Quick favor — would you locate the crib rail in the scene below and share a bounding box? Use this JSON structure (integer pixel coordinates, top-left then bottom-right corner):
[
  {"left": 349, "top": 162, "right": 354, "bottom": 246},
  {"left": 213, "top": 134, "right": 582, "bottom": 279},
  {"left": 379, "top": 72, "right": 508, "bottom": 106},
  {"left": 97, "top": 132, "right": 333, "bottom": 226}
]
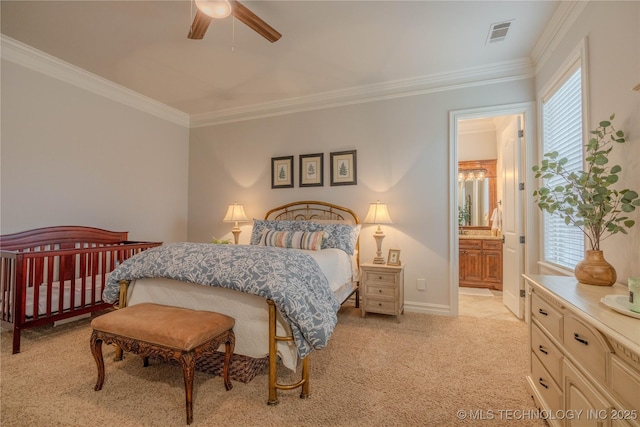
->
[{"left": 0, "top": 230, "right": 160, "bottom": 354}]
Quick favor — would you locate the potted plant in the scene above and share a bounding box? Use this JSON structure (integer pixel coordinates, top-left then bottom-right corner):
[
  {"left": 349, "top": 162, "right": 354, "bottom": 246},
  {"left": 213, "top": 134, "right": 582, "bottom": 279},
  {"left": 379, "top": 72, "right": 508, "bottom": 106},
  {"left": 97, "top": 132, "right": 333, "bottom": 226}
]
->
[{"left": 532, "top": 114, "right": 640, "bottom": 286}]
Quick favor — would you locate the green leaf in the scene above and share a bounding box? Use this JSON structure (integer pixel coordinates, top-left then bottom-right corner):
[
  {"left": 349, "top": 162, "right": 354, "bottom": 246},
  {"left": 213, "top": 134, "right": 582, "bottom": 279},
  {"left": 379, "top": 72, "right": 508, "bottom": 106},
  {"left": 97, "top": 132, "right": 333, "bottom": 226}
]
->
[
  {"left": 610, "top": 165, "right": 622, "bottom": 174},
  {"left": 624, "top": 220, "right": 636, "bottom": 228},
  {"left": 600, "top": 120, "right": 611, "bottom": 127}
]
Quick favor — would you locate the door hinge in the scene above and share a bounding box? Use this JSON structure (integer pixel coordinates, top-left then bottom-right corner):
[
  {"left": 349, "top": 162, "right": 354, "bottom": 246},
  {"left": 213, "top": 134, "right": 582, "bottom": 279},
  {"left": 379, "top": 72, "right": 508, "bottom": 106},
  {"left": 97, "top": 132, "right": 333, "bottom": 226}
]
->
[
  {"left": 520, "top": 289, "right": 526, "bottom": 298},
  {"left": 519, "top": 182, "right": 525, "bottom": 191},
  {"left": 520, "top": 236, "right": 526, "bottom": 244},
  {"left": 518, "top": 129, "right": 524, "bottom": 138}
]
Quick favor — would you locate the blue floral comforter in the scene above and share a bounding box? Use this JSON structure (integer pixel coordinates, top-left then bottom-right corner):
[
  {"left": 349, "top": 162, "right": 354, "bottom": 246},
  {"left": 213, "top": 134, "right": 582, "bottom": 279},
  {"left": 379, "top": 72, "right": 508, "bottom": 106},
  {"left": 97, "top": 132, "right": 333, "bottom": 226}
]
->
[{"left": 102, "top": 242, "right": 340, "bottom": 357}]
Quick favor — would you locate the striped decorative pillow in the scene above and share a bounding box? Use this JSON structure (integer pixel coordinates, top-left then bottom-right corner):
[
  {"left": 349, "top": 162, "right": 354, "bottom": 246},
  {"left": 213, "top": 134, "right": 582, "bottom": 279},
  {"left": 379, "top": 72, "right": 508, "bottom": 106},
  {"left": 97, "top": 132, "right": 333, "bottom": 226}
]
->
[{"left": 260, "top": 230, "right": 325, "bottom": 251}]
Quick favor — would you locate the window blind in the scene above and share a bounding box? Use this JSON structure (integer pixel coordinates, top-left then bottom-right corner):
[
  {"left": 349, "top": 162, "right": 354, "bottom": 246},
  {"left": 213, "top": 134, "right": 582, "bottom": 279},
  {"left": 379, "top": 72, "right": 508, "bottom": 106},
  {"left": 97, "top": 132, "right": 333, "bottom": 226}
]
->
[{"left": 541, "top": 67, "right": 584, "bottom": 270}]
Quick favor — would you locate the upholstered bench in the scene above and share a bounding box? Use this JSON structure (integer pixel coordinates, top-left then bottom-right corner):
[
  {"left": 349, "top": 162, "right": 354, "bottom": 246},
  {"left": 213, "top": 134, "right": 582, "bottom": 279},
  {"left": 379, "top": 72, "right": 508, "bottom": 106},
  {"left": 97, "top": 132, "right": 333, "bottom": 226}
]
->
[{"left": 90, "top": 303, "right": 235, "bottom": 425}]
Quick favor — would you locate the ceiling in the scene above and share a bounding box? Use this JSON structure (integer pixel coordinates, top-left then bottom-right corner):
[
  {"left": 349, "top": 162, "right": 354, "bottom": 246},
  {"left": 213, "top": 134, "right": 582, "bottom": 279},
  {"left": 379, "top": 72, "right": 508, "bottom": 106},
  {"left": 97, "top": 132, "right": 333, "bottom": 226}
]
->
[{"left": 1, "top": 1, "right": 559, "bottom": 121}]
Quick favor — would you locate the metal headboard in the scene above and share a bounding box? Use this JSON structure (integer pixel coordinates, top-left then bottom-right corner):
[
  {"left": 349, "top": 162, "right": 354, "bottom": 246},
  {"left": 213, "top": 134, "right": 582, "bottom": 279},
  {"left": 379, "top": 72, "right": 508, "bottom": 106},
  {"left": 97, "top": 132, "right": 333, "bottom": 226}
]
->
[{"left": 264, "top": 200, "right": 360, "bottom": 224}]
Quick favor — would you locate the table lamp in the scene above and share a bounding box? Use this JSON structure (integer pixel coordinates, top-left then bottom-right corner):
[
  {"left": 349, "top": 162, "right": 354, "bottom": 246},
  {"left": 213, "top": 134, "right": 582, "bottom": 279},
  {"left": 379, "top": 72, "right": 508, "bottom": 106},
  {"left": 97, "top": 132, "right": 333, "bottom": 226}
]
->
[
  {"left": 363, "top": 201, "right": 393, "bottom": 264},
  {"left": 223, "top": 203, "right": 248, "bottom": 244}
]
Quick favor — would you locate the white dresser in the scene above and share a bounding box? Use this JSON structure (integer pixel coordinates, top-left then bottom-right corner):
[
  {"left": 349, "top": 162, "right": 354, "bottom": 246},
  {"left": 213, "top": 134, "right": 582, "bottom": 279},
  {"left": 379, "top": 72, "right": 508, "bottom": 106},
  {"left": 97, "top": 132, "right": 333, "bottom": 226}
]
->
[{"left": 524, "top": 275, "right": 640, "bottom": 427}]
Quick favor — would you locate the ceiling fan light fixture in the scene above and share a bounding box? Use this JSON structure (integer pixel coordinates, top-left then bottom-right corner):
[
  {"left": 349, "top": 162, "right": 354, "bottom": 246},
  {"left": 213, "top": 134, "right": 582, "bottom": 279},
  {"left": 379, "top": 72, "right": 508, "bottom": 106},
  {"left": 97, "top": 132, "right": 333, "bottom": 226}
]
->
[{"left": 195, "top": 0, "right": 232, "bottom": 19}]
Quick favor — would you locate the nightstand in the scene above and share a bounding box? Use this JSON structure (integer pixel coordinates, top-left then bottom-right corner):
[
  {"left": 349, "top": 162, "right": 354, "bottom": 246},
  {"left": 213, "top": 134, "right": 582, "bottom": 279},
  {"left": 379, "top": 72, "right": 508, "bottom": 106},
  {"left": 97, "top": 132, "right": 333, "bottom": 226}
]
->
[{"left": 360, "top": 262, "right": 405, "bottom": 322}]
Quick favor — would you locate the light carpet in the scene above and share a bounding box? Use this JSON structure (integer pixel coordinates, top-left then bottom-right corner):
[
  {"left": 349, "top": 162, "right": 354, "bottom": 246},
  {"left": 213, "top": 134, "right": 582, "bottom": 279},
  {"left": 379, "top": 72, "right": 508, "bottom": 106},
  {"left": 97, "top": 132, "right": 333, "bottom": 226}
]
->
[{"left": 1, "top": 305, "right": 545, "bottom": 427}]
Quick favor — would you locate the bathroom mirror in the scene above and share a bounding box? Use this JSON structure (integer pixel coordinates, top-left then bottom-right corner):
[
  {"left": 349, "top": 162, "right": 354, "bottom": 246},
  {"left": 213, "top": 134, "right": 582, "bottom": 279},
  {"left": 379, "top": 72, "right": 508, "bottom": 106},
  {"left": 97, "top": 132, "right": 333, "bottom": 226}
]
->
[{"left": 458, "top": 159, "right": 497, "bottom": 227}]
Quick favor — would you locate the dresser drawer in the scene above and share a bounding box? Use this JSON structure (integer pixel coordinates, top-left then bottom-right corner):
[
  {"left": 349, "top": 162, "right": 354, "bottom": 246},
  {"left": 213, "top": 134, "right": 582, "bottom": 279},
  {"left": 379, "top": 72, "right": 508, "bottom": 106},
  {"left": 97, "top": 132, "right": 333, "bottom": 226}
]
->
[
  {"left": 531, "top": 292, "right": 563, "bottom": 341},
  {"left": 531, "top": 352, "right": 563, "bottom": 413},
  {"left": 531, "top": 323, "right": 563, "bottom": 386},
  {"left": 363, "top": 270, "right": 397, "bottom": 285},
  {"left": 611, "top": 355, "right": 640, "bottom": 412},
  {"left": 364, "top": 284, "right": 396, "bottom": 299},
  {"left": 563, "top": 315, "right": 610, "bottom": 384}
]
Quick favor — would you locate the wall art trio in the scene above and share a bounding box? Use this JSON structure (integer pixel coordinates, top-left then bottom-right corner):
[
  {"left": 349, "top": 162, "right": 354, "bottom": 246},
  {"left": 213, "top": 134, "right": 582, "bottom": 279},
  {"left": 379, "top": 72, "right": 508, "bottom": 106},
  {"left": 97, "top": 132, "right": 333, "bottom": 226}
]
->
[{"left": 271, "top": 150, "right": 357, "bottom": 189}]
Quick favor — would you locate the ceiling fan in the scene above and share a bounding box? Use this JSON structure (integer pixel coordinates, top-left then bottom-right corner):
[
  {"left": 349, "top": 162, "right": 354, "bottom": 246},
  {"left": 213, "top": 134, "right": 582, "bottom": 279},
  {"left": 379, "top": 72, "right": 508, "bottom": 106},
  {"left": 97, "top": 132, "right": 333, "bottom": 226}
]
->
[{"left": 188, "top": 0, "right": 282, "bottom": 43}]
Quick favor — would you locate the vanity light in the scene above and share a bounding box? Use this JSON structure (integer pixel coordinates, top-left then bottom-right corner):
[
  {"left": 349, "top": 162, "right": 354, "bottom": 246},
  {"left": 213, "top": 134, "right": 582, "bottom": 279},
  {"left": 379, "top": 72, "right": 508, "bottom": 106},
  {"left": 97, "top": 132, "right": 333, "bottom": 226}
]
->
[{"left": 459, "top": 168, "right": 488, "bottom": 181}]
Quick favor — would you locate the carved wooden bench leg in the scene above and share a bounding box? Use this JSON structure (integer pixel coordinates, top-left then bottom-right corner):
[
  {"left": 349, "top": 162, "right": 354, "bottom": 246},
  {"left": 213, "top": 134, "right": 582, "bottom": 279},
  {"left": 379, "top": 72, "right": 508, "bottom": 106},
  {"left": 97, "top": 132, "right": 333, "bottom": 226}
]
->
[{"left": 90, "top": 330, "right": 105, "bottom": 391}]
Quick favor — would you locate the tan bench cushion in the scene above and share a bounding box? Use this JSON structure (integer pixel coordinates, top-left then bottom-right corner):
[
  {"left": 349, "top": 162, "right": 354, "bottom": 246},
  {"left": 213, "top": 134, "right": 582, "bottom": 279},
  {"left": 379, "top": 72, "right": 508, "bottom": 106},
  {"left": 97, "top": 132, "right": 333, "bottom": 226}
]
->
[{"left": 91, "top": 303, "right": 235, "bottom": 351}]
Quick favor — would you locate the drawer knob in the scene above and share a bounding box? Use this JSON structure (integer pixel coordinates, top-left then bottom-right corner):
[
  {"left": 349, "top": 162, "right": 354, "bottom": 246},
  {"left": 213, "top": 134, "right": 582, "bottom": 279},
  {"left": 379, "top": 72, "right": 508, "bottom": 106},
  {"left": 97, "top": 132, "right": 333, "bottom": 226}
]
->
[
  {"left": 573, "top": 333, "right": 589, "bottom": 346},
  {"left": 538, "top": 378, "right": 549, "bottom": 389},
  {"left": 538, "top": 345, "right": 548, "bottom": 355},
  {"left": 378, "top": 289, "right": 382, "bottom": 293},
  {"left": 378, "top": 276, "right": 383, "bottom": 280},
  {"left": 538, "top": 308, "right": 548, "bottom": 316},
  {"left": 378, "top": 303, "right": 382, "bottom": 306}
]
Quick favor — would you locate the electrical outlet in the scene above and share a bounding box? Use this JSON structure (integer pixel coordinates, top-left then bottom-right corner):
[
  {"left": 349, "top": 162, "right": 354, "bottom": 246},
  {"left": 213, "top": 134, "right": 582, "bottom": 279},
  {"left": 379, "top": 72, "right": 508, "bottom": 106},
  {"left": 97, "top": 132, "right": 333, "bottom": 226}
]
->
[{"left": 416, "top": 278, "right": 426, "bottom": 291}]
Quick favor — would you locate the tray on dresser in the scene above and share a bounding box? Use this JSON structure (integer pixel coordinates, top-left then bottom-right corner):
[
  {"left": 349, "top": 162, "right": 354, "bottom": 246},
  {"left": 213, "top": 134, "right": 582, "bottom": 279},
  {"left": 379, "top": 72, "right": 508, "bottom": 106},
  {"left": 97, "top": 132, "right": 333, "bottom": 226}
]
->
[{"left": 600, "top": 294, "right": 640, "bottom": 320}]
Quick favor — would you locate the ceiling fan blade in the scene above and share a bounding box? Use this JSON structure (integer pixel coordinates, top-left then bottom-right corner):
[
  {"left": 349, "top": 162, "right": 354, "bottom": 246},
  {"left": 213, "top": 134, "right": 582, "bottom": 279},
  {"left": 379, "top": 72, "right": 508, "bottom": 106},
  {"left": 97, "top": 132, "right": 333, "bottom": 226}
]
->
[
  {"left": 188, "top": 9, "right": 212, "bottom": 39},
  {"left": 232, "top": 1, "right": 282, "bottom": 43}
]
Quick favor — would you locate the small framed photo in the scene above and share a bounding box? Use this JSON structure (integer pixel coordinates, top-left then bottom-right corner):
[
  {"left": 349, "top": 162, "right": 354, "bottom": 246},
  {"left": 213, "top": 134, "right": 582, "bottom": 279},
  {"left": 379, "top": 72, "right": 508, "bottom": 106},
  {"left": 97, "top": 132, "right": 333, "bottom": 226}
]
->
[
  {"left": 330, "top": 150, "right": 357, "bottom": 186},
  {"left": 271, "top": 156, "right": 294, "bottom": 189},
  {"left": 387, "top": 249, "right": 401, "bottom": 266},
  {"left": 299, "top": 153, "right": 324, "bottom": 187}
]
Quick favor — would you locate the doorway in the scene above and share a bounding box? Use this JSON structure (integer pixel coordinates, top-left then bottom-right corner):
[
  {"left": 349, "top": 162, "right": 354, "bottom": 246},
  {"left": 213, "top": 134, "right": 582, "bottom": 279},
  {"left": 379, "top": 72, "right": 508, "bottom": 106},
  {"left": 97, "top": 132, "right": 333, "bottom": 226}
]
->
[{"left": 449, "top": 102, "right": 535, "bottom": 319}]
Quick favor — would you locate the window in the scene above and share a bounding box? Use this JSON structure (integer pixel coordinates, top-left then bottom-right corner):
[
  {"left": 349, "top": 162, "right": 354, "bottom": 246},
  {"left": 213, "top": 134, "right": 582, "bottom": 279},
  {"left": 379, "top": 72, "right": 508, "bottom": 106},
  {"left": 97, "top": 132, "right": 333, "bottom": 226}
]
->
[{"left": 540, "top": 65, "right": 584, "bottom": 270}]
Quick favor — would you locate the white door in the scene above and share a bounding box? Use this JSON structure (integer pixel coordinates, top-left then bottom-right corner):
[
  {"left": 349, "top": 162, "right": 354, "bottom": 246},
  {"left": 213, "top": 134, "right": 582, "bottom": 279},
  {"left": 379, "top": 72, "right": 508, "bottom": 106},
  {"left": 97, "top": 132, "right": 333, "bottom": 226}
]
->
[{"left": 501, "top": 116, "right": 524, "bottom": 318}]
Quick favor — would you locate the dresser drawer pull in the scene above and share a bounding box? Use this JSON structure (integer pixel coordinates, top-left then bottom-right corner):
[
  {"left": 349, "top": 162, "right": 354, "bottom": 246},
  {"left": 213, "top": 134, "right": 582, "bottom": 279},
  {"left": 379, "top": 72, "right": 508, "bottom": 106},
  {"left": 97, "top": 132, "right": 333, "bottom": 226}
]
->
[
  {"left": 378, "top": 276, "right": 383, "bottom": 280},
  {"left": 378, "top": 289, "right": 382, "bottom": 293},
  {"left": 538, "top": 345, "right": 548, "bottom": 355},
  {"left": 378, "top": 303, "right": 382, "bottom": 307},
  {"left": 538, "top": 378, "right": 549, "bottom": 389},
  {"left": 573, "top": 333, "right": 589, "bottom": 346},
  {"left": 538, "top": 308, "right": 548, "bottom": 316}
]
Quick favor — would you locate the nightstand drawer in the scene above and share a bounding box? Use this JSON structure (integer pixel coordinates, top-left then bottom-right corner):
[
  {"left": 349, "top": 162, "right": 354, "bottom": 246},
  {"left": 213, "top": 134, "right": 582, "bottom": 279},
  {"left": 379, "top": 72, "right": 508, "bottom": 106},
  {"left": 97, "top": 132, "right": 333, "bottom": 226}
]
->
[
  {"left": 531, "top": 323, "right": 563, "bottom": 385},
  {"left": 363, "top": 270, "right": 397, "bottom": 285},
  {"left": 563, "top": 315, "right": 610, "bottom": 384},
  {"left": 363, "top": 299, "right": 397, "bottom": 313},
  {"left": 531, "top": 292, "right": 563, "bottom": 341},
  {"left": 364, "top": 284, "right": 396, "bottom": 299}
]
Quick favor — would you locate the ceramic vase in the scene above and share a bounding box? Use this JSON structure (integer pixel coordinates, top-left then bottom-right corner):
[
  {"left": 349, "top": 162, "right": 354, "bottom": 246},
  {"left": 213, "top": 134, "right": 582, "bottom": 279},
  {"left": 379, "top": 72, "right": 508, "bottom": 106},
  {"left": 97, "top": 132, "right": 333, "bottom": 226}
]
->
[{"left": 574, "top": 250, "right": 617, "bottom": 286}]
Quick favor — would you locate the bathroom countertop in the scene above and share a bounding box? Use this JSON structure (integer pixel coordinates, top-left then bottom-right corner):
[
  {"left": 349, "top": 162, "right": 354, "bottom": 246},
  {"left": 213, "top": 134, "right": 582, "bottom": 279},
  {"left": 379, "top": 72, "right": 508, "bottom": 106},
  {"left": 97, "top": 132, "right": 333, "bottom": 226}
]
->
[{"left": 459, "top": 234, "right": 502, "bottom": 240}]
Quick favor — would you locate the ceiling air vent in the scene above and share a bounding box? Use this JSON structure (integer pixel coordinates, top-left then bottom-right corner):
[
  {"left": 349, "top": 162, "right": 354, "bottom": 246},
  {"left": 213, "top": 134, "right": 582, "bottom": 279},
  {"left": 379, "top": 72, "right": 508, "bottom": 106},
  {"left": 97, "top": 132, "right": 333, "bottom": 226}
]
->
[{"left": 487, "top": 20, "right": 513, "bottom": 44}]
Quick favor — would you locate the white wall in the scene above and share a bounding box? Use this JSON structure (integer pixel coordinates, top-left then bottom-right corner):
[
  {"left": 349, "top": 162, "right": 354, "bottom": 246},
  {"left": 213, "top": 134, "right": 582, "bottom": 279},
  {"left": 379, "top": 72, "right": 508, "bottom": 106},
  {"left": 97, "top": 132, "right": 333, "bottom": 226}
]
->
[
  {"left": 0, "top": 60, "right": 190, "bottom": 243},
  {"left": 532, "top": 1, "right": 640, "bottom": 282},
  {"left": 458, "top": 129, "right": 498, "bottom": 162},
  {"left": 188, "top": 78, "right": 535, "bottom": 313}
]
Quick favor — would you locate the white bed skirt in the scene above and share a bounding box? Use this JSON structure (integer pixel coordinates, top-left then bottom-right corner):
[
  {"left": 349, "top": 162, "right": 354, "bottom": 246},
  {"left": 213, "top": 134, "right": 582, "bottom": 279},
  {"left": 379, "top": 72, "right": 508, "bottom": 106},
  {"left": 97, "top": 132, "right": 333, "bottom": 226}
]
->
[{"left": 127, "top": 277, "right": 300, "bottom": 370}]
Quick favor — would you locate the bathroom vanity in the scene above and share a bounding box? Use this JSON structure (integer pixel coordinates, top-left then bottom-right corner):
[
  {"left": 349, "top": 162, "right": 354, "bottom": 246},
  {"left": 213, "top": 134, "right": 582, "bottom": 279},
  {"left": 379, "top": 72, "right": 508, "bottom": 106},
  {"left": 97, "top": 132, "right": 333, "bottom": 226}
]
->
[{"left": 459, "top": 230, "right": 503, "bottom": 290}]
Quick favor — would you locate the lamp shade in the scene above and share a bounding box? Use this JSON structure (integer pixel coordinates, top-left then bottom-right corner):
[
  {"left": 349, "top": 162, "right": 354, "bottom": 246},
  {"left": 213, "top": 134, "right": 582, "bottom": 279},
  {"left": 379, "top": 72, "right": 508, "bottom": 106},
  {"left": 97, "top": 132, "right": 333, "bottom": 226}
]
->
[
  {"left": 363, "top": 201, "right": 393, "bottom": 225},
  {"left": 195, "top": 0, "right": 232, "bottom": 19},
  {"left": 223, "top": 203, "right": 248, "bottom": 223}
]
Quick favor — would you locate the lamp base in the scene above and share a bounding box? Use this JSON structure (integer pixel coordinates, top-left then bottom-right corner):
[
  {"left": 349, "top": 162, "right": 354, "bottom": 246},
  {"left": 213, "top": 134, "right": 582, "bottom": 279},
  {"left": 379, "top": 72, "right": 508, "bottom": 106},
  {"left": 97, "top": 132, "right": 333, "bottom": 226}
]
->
[{"left": 372, "top": 256, "right": 385, "bottom": 264}]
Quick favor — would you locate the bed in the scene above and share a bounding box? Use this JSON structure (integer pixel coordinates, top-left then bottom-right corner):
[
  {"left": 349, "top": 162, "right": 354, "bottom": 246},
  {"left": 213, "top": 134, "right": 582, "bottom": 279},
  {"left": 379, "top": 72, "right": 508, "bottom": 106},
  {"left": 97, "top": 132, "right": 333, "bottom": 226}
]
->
[
  {"left": 103, "top": 201, "right": 361, "bottom": 405},
  {"left": 0, "top": 226, "right": 161, "bottom": 354}
]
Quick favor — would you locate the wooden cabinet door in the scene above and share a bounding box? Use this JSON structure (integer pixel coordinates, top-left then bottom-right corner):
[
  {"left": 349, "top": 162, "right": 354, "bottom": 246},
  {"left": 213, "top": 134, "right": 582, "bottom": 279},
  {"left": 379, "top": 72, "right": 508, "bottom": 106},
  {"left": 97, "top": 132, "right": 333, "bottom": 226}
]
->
[
  {"left": 460, "top": 249, "right": 482, "bottom": 283},
  {"left": 482, "top": 250, "right": 503, "bottom": 286}
]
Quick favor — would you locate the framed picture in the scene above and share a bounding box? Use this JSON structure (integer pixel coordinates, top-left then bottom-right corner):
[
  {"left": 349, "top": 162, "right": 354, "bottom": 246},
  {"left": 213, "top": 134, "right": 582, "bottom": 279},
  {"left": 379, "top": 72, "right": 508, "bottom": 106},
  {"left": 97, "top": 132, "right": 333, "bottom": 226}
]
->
[
  {"left": 387, "top": 249, "right": 401, "bottom": 266},
  {"left": 330, "top": 150, "right": 357, "bottom": 186},
  {"left": 299, "top": 153, "right": 324, "bottom": 187},
  {"left": 271, "top": 156, "right": 294, "bottom": 189}
]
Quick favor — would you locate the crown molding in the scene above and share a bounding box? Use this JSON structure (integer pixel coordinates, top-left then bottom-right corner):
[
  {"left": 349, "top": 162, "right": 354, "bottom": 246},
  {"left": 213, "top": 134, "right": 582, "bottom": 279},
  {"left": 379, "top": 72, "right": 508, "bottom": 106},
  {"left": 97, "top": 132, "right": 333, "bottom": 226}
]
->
[
  {"left": 1, "top": 34, "right": 535, "bottom": 129},
  {"left": 0, "top": 35, "right": 190, "bottom": 128},
  {"left": 190, "top": 58, "right": 535, "bottom": 127},
  {"left": 531, "top": 0, "right": 588, "bottom": 74}
]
